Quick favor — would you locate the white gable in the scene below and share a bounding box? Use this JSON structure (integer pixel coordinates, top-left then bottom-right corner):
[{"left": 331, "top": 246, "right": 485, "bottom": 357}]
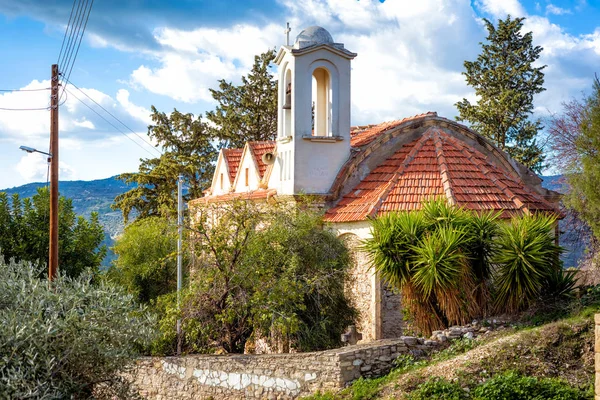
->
[
  {"left": 233, "top": 145, "right": 261, "bottom": 193},
  {"left": 210, "top": 150, "right": 232, "bottom": 196}
]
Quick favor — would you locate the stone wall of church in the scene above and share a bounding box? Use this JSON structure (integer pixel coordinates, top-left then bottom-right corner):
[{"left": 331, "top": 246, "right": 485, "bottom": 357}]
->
[
  {"left": 381, "top": 282, "right": 404, "bottom": 338},
  {"left": 343, "top": 234, "right": 375, "bottom": 341}
]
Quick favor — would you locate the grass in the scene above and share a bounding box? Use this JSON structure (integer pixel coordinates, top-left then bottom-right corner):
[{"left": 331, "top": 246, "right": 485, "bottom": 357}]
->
[{"left": 302, "top": 290, "right": 600, "bottom": 400}]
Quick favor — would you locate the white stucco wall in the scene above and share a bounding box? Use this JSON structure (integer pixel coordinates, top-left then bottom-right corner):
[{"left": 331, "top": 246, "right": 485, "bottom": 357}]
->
[
  {"left": 270, "top": 45, "right": 353, "bottom": 196},
  {"left": 233, "top": 147, "right": 261, "bottom": 193},
  {"left": 211, "top": 153, "right": 233, "bottom": 196}
]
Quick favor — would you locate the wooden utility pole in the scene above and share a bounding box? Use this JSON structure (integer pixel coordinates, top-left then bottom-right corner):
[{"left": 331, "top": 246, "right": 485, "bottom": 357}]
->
[{"left": 49, "top": 64, "right": 59, "bottom": 280}]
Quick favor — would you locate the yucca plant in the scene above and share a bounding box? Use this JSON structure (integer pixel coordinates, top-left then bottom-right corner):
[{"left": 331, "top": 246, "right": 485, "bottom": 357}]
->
[
  {"left": 363, "top": 211, "right": 429, "bottom": 288},
  {"left": 412, "top": 227, "right": 477, "bottom": 326},
  {"left": 465, "top": 210, "right": 501, "bottom": 313},
  {"left": 493, "top": 213, "right": 563, "bottom": 313}
]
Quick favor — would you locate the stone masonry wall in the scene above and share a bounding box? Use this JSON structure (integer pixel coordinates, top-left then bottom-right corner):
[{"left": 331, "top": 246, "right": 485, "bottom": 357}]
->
[
  {"left": 381, "top": 282, "right": 404, "bottom": 338},
  {"left": 128, "top": 338, "right": 442, "bottom": 399},
  {"left": 343, "top": 234, "right": 375, "bottom": 341},
  {"left": 594, "top": 314, "right": 600, "bottom": 400}
]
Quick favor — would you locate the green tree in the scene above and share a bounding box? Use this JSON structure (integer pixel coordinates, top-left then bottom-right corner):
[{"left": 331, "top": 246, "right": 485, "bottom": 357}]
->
[
  {"left": 107, "top": 216, "right": 178, "bottom": 303},
  {"left": 455, "top": 16, "right": 546, "bottom": 172},
  {"left": 112, "top": 107, "right": 217, "bottom": 222},
  {"left": 0, "top": 258, "right": 155, "bottom": 399},
  {"left": 0, "top": 188, "right": 106, "bottom": 278},
  {"left": 156, "top": 200, "right": 356, "bottom": 355},
  {"left": 564, "top": 78, "right": 600, "bottom": 240},
  {"left": 206, "top": 49, "right": 278, "bottom": 148}
]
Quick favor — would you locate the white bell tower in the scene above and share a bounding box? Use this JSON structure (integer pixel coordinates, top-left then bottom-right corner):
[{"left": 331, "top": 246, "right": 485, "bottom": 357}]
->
[{"left": 268, "top": 26, "right": 357, "bottom": 195}]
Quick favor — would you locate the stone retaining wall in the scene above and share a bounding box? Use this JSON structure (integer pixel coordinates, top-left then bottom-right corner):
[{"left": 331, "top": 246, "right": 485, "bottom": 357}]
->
[
  {"left": 595, "top": 314, "right": 600, "bottom": 400},
  {"left": 128, "top": 338, "right": 442, "bottom": 399}
]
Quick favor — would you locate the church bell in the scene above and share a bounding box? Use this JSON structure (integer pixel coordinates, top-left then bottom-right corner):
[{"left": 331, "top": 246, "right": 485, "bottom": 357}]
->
[{"left": 282, "top": 82, "right": 292, "bottom": 109}]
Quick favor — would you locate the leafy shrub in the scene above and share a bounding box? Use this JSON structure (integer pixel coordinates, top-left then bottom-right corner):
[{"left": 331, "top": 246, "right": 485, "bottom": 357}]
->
[
  {"left": 406, "top": 372, "right": 589, "bottom": 400},
  {"left": 154, "top": 200, "right": 356, "bottom": 355},
  {"left": 0, "top": 258, "right": 155, "bottom": 399},
  {"left": 407, "top": 377, "right": 469, "bottom": 400},
  {"left": 472, "top": 371, "right": 589, "bottom": 400},
  {"left": 107, "top": 216, "right": 178, "bottom": 303}
]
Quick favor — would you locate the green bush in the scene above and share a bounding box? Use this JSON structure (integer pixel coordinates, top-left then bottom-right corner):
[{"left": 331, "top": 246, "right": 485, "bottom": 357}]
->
[
  {"left": 151, "top": 200, "right": 356, "bottom": 355},
  {"left": 406, "top": 372, "right": 589, "bottom": 400},
  {"left": 472, "top": 371, "right": 589, "bottom": 400},
  {"left": 407, "top": 377, "right": 469, "bottom": 400},
  {"left": 0, "top": 258, "right": 155, "bottom": 399}
]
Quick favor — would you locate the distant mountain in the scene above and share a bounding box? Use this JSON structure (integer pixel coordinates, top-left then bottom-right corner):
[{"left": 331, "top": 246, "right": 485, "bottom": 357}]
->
[
  {"left": 1, "top": 174, "right": 583, "bottom": 268},
  {"left": 2, "top": 176, "right": 134, "bottom": 267}
]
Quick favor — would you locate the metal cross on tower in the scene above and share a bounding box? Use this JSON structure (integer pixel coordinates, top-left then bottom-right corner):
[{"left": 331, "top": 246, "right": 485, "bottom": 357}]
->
[{"left": 284, "top": 22, "right": 291, "bottom": 46}]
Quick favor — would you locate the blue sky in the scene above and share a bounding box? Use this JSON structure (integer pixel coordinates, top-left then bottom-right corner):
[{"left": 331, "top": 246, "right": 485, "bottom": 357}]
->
[{"left": 0, "top": 0, "right": 599, "bottom": 189}]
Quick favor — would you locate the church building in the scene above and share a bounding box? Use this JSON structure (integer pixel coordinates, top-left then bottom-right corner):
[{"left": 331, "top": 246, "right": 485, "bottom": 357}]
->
[{"left": 190, "top": 26, "right": 561, "bottom": 342}]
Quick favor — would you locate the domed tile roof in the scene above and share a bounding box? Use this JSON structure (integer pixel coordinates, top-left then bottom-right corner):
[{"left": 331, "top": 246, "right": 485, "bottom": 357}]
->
[{"left": 324, "top": 127, "right": 557, "bottom": 222}]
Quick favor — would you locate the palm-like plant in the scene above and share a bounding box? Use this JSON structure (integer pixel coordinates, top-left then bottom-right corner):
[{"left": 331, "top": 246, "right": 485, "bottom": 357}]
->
[
  {"left": 466, "top": 210, "right": 501, "bottom": 313},
  {"left": 412, "top": 227, "right": 476, "bottom": 327},
  {"left": 364, "top": 200, "right": 566, "bottom": 335},
  {"left": 493, "top": 213, "right": 563, "bottom": 313}
]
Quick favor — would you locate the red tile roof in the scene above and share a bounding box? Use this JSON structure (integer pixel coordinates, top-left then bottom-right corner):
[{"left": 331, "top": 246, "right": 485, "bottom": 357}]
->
[
  {"left": 350, "top": 112, "right": 437, "bottom": 148},
  {"left": 324, "top": 128, "right": 557, "bottom": 223},
  {"left": 191, "top": 189, "right": 277, "bottom": 204},
  {"left": 248, "top": 141, "right": 276, "bottom": 179},
  {"left": 223, "top": 149, "right": 243, "bottom": 183}
]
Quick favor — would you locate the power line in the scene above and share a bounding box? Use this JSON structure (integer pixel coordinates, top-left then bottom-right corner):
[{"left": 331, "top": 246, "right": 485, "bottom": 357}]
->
[
  {"left": 65, "top": 78, "right": 162, "bottom": 156},
  {"left": 0, "top": 106, "right": 49, "bottom": 111},
  {"left": 63, "top": 0, "right": 94, "bottom": 91},
  {"left": 0, "top": 88, "right": 50, "bottom": 92},
  {"left": 59, "top": 0, "right": 85, "bottom": 71},
  {"left": 65, "top": 87, "right": 159, "bottom": 158},
  {"left": 57, "top": 0, "right": 78, "bottom": 65}
]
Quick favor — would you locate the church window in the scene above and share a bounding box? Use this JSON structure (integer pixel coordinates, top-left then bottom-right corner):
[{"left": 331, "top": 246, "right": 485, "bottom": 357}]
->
[
  {"left": 220, "top": 173, "right": 223, "bottom": 190},
  {"left": 311, "top": 67, "right": 332, "bottom": 136},
  {"left": 245, "top": 168, "right": 249, "bottom": 186},
  {"left": 282, "top": 68, "right": 292, "bottom": 138}
]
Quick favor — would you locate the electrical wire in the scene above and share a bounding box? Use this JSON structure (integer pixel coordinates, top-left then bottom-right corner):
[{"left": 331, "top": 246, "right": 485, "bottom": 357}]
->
[
  {"left": 0, "top": 107, "right": 49, "bottom": 111},
  {"left": 65, "top": 87, "right": 159, "bottom": 158},
  {"left": 63, "top": 0, "right": 94, "bottom": 91},
  {"left": 66, "top": 78, "right": 163, "bottom": 156},
  {"left": 58, "top": 0, "right": 94, "bottom": 103},
  {"left": 57, "top": 0, "right": 78, "bottom": 65},
  {"left": 59, "top": 0, "right": 85, "bottom": 71},
  {"left": 0, "top": 88, "right": 50, "bottom": 92}
]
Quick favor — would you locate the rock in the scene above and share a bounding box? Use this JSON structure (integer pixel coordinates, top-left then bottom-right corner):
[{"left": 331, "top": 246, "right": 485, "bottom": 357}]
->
[
  {"left": 463, "top": 332, "right": 474, "bottom": 340},
  {"left": 401, "top": 336, "right": 418, "bottom": 346}
]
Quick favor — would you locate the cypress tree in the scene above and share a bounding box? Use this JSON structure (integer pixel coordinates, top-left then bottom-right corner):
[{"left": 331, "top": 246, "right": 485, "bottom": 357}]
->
[{"left": 456, "top": 16, "right": 546, "bottom": 172}]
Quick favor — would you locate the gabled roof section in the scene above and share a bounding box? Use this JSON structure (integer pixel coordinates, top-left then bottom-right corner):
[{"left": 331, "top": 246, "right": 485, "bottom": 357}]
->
[
  {"left": 191, "top": 189, "right": 277, "bottom": 205},
  {"left": 223, "top": 148, "right": 243, "bottom": 183},
  {"left": 248, "top": 141, "right": 276, "bottom": 179},
  {"left": 350, "top": 112, "right": 437, "bottom": 148},
  {"left": 324, "top": 128, "right": 558, "bottom": 223}
]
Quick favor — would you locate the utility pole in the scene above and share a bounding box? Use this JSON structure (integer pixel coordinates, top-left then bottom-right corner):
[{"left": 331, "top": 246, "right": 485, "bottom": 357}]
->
[
  {"left": 49, "top": 64, "right": 59, "bottom": 281},
  {"left": 176, "top": 174, "right": 183, "bottom": 355}
]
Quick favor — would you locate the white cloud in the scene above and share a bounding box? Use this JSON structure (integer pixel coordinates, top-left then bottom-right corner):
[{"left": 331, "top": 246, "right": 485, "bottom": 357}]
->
[
  {"left": 116, "top": 89, "right": 151, "bottom": 125},
  {"left": 546, "top": 4, "right": 572, "bottom": 15},
  {"left": 73, "top": 119, "right": 95, "bottom": 129},
  {"left": 15, "top": 152, "right": 50, "bottom": 182},
  {"left": 129, "top": 24, "right": 282, "bottom": 103},
  {"left": 476, "top": 0, "right": 527, "bottom": 18}
]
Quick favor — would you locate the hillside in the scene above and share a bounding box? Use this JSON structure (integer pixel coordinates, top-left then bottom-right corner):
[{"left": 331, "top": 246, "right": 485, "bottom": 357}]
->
[
  {"left": 0, "top": 174, "right": 581, "bottom": 268},
  {"left": 304, "top": 306, "right": 596, "bottom": 399},
  {"left": 1, "top": 176, "right": 134, "bottom": 267}
]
